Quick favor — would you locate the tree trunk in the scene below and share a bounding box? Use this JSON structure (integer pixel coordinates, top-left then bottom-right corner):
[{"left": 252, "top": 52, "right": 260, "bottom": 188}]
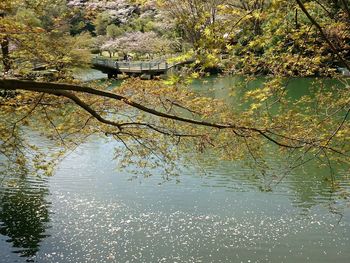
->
[
  {"left": 0, "top": 12, "right": 11, "bottom": 73},
  {"left": 1, "top": 37, "right": 11, "bottom": 73}
]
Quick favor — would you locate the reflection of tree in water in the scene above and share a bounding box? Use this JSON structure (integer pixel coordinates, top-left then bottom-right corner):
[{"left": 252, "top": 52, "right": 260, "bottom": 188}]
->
[
  {"left": 195, "top": 151, "right": 349, "bottom": 217},
  {"left": 0, "top": 176, "right": 50, "bottom": 261},
  {"left": 287, "top": 164, "right": 348, "bottom": 213},
  {"left": 288, "top": 173, "right": 330, "bottom": 213}
]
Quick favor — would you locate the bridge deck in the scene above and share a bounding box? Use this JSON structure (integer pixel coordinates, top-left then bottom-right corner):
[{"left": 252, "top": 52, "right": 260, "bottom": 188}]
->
[{"left": 92, "top": 57, "right": 192, "bottom": 75}]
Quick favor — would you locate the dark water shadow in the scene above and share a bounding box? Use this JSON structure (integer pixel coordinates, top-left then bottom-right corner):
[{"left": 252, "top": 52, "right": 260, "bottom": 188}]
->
[{"left": 0, "top": 175, "right": 51, "bottom": 262}]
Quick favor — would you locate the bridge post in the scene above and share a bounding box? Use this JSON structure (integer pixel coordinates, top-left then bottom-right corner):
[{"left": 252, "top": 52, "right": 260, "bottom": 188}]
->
[{"left": 107, "top": 71, "right": 118, "bottom": 79}]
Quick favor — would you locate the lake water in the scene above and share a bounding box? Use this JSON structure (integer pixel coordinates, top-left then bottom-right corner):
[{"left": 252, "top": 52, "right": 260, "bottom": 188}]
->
[{"left": 0, "top": 75, "right": 349, "bottom": 262}]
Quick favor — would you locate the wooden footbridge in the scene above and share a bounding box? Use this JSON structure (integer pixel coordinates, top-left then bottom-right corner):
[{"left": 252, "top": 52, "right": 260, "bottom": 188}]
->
[{"left": 92, "top": 56, "right": 194, "bottom": 79}]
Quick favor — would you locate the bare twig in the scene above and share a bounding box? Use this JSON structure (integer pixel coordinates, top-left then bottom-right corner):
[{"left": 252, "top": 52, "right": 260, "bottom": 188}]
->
[{"left": 295, "top": 0, "right": 350, "bottom": 71}]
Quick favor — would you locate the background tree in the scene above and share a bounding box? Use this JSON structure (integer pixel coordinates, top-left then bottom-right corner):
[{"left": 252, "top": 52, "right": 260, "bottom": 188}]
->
[
  {"left": 93, "top": 12, "right": 111, "bottom": 36},
  {"left": 69, "top": 8, "right": 95, "bottom": 36},
  {"left": 159, "top": 0, "right": 227, "bottom": 48},
  {"left": 160, "top": 0, "right": 350, "bottom": 75},
  {"left": 101, "top": 31, "right": 176, "bottom": 58},
  {"left": 106, "top": 24, "right": 125, "bottom": 38},
  {"left": 0, "top": 0, "right": 93, "bottom": 77}
]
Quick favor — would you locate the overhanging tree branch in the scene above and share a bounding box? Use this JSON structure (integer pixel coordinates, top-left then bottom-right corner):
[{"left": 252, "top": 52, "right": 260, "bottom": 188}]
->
[
  {"left": 0, "top": 78, "right": 345, "bottom": 153},
  {"left": 295, "top": 0, "right": 350, "bottom": 71},
  {"left": 340, "top": 0, "right": 350, "bottom": 20},
  {"left": 0, "top": 79, "right": 241, "bottom": 129}
]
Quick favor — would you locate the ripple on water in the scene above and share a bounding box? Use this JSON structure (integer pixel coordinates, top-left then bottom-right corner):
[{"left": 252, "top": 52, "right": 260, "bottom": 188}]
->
[
  {"left": 27, "top": 186, "right": 350, "bottom": 263},
  {"left": 1, "top": 139, "right": 350, "bottom": 263}
]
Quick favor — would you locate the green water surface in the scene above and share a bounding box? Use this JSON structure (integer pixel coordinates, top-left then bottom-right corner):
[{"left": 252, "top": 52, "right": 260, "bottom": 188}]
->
[{"left": 0, "top": 75, "right": 349, "bottom": 263}]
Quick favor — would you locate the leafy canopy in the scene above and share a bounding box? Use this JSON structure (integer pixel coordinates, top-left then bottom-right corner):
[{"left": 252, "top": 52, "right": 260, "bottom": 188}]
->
[{"left": 0, "top": 0, "right": 350, "bottom": 187}]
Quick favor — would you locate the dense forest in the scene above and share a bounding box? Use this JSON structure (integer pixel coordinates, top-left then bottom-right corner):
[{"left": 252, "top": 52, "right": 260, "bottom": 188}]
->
[{"left": 2, "top": 0, "right": 350, "bottom": 75}]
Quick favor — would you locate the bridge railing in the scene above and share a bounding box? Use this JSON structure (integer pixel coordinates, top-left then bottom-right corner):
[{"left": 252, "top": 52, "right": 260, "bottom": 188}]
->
[
  {"left": 116, "top": 61, "right": 177, "bottom": 70},
  {"left": 92, "top": 56, "right": 179, "bottom": 71}
]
